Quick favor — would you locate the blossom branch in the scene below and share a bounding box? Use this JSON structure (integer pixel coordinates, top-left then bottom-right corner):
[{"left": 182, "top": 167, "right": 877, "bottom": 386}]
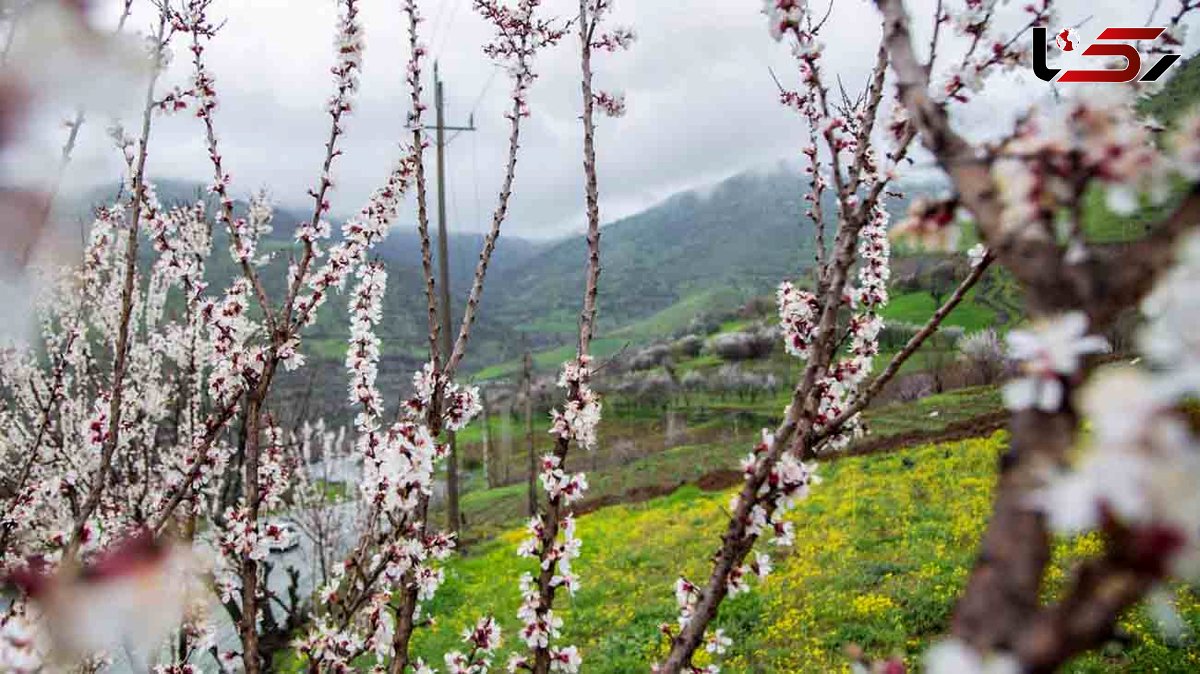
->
[
  {"left": 812, "top": 252, "right": 994, "bottom": 445},
  {"left": 511, "top": 3, "right": 621, "bottom": 671},
  {"left": 656, "top": 2, "right": 932, "bottom": 668},
  {"left": 282, "top": 0, "right": 363, "bottom": 334},
  {"left": 65, "top": 9, "right": 171, "bottom": 559},
  {"left": 0, "top": 330, "right": 78, "bottom": 561},
  {"left": 181, "top": 1, "right": 277, "bottom": 336},
  {"left": 445, "top": 0, "right": 567, "bottom": 377},
  {"left": 403, "top": 0, "right": 442, "bottom": 373},
  {"left": 875, "top": 0, "right": 1200, "bottom": 669}
]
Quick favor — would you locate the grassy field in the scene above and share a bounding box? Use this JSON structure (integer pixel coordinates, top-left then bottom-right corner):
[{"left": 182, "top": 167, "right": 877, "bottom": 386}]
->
[
  {"left": 410, "top": 433, "right": 1200, "bottom": 672},
  {"left": 881, "top": 288, "right": 995, "bottom": 332},
  {"left": 472, "top": 338, "right": 631, "bottom": 381},
  {"left": 609, "top": 287, "right": 747, "bottom": 341},
  {"left": 444, "top": 386, "right": 1004, "bottom": 541}
]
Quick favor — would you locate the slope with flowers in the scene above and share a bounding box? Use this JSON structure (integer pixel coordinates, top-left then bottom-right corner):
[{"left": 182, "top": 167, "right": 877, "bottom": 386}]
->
[{"left": 384, "top": 433, "right": 1200, "bottom": 673}]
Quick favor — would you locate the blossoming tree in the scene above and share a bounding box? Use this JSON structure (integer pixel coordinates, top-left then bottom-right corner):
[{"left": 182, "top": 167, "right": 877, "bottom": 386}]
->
[
  {"left": 651, "top": 0, "right": 1036, "bottom": 667},
  {"left": 0, "top": 0, "right": 566, "bottom": 671},
  {"left": 3, "top": 0, "right": 1200, "bottom": 673},
  {"left": 874, "top": 0, "right": 1200, "bottom": 671},
  {"left": 661, "top": 1, "right": 1200, "bottom": 672}
]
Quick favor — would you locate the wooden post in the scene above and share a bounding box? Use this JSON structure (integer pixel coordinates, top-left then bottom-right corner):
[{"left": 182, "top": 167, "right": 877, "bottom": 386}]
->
[
  {"left": 523, "top": 350, "right": 536, "bottom": 516},
  {"left": 480, "top": 388, "right": 493, "bottom": 488}
]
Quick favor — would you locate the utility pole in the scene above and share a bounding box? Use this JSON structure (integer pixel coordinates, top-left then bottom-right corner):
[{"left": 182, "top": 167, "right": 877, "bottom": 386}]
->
[
  {"left": 523, "top": 349, "right": 536, "bottom": 517},
  {"left": 480, "top": 388, "right": 493, "bottom": 488},
  {"left": 432, "top": 62, "right": 475, "bottom": 539}
]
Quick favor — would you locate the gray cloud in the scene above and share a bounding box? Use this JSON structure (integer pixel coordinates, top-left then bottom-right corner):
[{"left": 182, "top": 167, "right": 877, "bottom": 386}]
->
[{"left": 53, "top": 0, "right": 1200, "bottom": 239}]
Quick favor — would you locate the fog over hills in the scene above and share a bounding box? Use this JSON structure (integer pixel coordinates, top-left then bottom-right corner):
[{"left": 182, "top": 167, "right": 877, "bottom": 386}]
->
[{"left": 64, "top": 159, "right": 941, "bottom": 422}]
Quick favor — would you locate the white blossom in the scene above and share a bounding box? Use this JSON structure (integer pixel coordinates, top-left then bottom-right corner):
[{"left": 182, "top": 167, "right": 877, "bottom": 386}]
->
[
  {"left": 925, "top": 639, "right": 1019, "bottom": 674},
  {"left": 1002, "top": 312, "right": 1108, "bottom": 412}
]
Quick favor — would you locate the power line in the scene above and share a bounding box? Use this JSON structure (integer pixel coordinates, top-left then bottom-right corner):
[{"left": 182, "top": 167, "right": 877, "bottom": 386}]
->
[
  {"left": 471, "top": 117, "right": 482, "bottom": 232},
  {"left": 468, "top": 65, "right": 502, "bottom": 117},
  {"left": 427, "top": 0, "right": 451, "bottom": 54},
  {"left": 433, "top": 0, "right": 466, "bottom": 61},
  {"left": 447, "top": 65, "right": 501, "bottom": 146}
]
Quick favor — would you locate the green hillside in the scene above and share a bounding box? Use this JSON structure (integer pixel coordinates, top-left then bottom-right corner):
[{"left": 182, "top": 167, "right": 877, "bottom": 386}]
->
[
  {"left": 488, "top": 167, "right": 822, "bottom": 338},
  {"left": 1140, "top": 54, "right": 1200, "bottom": 124}
]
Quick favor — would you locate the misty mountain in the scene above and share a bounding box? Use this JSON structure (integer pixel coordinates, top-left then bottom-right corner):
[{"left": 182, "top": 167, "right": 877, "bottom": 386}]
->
[
  {"left": 71, "top": 162, "right": 920, "bottom": 381},
  {"left": 486, "top": 163, "right": 934, "bottom": 348},
  {"left": 488, "top": 166, "right": 819, "bottom": 337}
]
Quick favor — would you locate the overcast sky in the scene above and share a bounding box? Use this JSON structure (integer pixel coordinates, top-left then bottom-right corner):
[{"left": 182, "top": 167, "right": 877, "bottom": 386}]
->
[{"left": 44, "top": 0, "right": 1200, "bottom": 240}]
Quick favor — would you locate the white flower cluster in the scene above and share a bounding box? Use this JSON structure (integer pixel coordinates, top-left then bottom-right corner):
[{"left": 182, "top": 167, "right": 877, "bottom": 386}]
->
[
  {"left": 538, "top": 454, "right": 588, "bottom": 506},
  {"left": 777, "top": 281, "right": 819, "bottom": 359},
  {"left": 200, "top": 278, "right": 257, "bottom": 405},
  {"left": 227, "top": 191, "right": 273, "bottom": 266},
  {"left": 739, "top": 431, "right": 820, "bottom": 549},
  {"left": 1001, "top": 312, "right": 1108, "bottom": 412},
  {"left": 514, "top": 572, "right": 563, "bottom": 652},
  {"left": 807, "top": 206, "right": 891, "bottom": 450},
  {"left": 445, "top": 615, "right": 502, "bottom": 674},
  {"left": 445, "top": 383, "right": 484, "bottom": 433},
  {"left": 302, "top": 532, "right": 455, "bottom": 670},
  {"left": 995, "top": 90, "right": 1171, "bottom": 243},
  {"left": 217, "top": 505, "right": 290, "bottom": 567},
  {"left": 346, "top": 263, "right": 387, "bottom": 430},
  {"left": 511, "top": 354, "right": 602, "bottom": 670},
  {"left": 328, "top": 0, "right": 363, "bottom": 118},
  {"left": 853, "top": 206, "right": 891, "bottom": 311},
  {"left": 726, "top": 551, "right": 773, "bottom": 597},
  {"left": 339, "top": 346, "right": 482, "bottom": 659},
  {"left": 402, "top": 362, "right": 484, "bottom": 433},
  {"left": 517, "top": 513, "right": 581, "bottom": 594},
  {"left": 294, "top": 614, "right": 372, "bottom": 670},
  {"left": 548, "top": 356, "right": 601, "bottom": 451},
  {"left": 1031, "top": 232, "right": 1200, "bottom": 580},
  {"left": 934, "top": 1, "right": 1049, "bottom": 105},
  {"left": 513, "top": 505, "right": 582, "bottom": 667},
  {"left": 359, "top": 420, "right": 438, "bottom": 515},
  {"left": 659, "top": 578, "right": 721, "bottom": 673},
  {"left": 152, "top": 425, "right": 233, "bottom": 525},
  {"left": 762, "top": 0, "right": 810, "bottom": 43},
  {"left": 592, "top": 90, "right": 626, "bottom": 118},
  {"left": 967, "top": 243, "right": 988, "bottom": 268},
  {"left": 294, "top": 149, "right": 419, "bottom": 329},
  {"left": 146, "top": 201, "right": 210, "bottom": 294},
  {"left": 665, "top": 428, "right": 818, "bottom": 670},
  {"left": 590, "top": 25, "right": 635, "bottom": 53},
  {"left": 257, "top": 426, "right": 293, "bottom": 512},
  {"left": 506, "top": 643, "right": 581, "bottom": 673}
]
